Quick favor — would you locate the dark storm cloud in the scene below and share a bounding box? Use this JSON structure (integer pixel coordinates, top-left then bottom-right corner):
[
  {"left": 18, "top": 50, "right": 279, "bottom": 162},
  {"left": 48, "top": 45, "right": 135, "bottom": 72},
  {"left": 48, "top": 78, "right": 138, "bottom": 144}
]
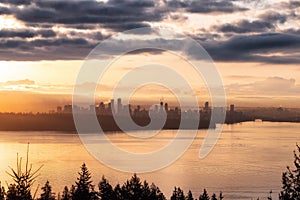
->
[
  {"left": 37, "top": 29, "right": 56, "bottom": 38},
  {"left": 201, "top": 33, "right": 300, "bottom": 64},
  {"left": 259, "top": 11, "right": 287, "bottom": 24},
  {"left": 215, "top": 20, "right": 275, "bottom": 33},
  {"left": 0, "top": 29, "right": 56, "bottom": 38},
  {"left": 13, "top": 0, "right": 165, "bottom": 31},
  {"left": 186, "top": 0, "right": 247, "bottom": 13},
  {"left": 30, "top": 38, "right": 89, "bottom": 47},
  {"left": 0, "top": 0, "right": 298, "bottom": 63},
  {"left": 0, "top": 30, "right": 35, "bottom": 38},
  {"left": 0, "top": 37, "right": 95, "bottom": 61},
  {"left": 1, "top": 0, "right": 32, "bottom": 5},
  {"left": 0, "top": 6, "right": 12, "bottom": 15},
  {"left": 8, "top": 0, "right": 248, "bottom": 32},
  {"left": 166, "top": 0, "right": 248, "bottom": 13}
]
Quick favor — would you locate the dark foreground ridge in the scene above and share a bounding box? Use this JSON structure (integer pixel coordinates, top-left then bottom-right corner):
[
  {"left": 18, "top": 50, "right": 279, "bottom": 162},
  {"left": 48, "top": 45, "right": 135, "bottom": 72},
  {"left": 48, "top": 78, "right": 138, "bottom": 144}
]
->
[{"left": 0, "top": 113, "right": 213, "bottom": 132}]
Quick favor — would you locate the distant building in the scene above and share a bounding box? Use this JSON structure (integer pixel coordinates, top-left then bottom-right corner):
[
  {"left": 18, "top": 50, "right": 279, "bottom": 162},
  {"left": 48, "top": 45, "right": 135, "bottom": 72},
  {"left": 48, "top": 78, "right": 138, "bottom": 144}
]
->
[
  {"left": 110, "top": 99, "right": 115, "bottom": 114},
  {"left": 205, "top": 102, "right": 209, "bottom": 110},
  {"left": 57, "top": 106, "right": 62, "bottom": 113},
  {"left": 117, "top": 98, "right": 122, "bottom": 114},
  {"left": 89, "top": 105, "right": 95, "bottom": 112},
  {"left": 230, "top": 104, "right": 235, "bottom": 112},
  {"left": 63, "top": 105, "right": 72, "bottom": 113},
  {"left": 164, "top": 103, "right": 169, "bottom": 112}
]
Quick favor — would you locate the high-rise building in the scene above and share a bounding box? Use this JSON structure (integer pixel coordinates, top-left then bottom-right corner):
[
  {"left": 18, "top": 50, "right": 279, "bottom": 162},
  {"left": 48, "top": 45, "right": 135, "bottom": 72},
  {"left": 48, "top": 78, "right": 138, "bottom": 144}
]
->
[
  {"left": 160, "top": 101, "right": 163, "bottom": 112},
  {"left": 164, "top": 103, "right": 169, "bottom": 112},
  {"left": 205, "top": 102, "right": 209, "bottom": 110},
  {"left": 230, "top": 104, "right": 235, "bottom": 112},
  {"left": 110, "top": 99, "right": 115, "bottom": 114},
  {"left": 117, "top": 98, "right": 122, "bottom": 114}
]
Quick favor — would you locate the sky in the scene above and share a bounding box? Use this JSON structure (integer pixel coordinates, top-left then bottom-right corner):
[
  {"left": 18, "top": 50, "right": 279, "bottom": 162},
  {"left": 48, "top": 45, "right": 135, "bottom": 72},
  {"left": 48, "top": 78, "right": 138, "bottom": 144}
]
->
[{"left": 0, "top": 0, "right": 299, "bottom": 112}]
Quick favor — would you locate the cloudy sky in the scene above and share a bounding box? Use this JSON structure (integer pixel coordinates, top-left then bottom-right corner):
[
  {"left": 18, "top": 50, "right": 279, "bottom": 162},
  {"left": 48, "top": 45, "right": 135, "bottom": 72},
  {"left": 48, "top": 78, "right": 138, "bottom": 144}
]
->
[{"left": 0, "top": 0, "right": 299, "bottom": 112}]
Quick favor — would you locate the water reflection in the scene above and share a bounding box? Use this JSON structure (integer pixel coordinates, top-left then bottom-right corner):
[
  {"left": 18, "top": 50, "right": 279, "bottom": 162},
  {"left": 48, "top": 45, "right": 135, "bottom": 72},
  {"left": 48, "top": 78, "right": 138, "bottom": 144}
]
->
[{"left": 0, "top": 121, "right": 298, "bottom": 200}]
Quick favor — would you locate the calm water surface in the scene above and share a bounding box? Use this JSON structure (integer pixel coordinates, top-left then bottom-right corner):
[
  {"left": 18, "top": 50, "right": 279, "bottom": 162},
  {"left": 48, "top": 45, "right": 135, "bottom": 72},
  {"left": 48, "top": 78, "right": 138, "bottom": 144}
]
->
[{"left": 0, "top": 121, "right": 299, "bottom": 200}]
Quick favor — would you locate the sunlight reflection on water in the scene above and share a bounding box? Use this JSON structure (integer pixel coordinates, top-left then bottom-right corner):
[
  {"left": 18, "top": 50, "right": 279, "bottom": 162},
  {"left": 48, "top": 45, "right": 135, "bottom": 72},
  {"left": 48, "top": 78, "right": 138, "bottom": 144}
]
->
[{"left": 0, "top": 121, "right": 299, "bottom": 200}]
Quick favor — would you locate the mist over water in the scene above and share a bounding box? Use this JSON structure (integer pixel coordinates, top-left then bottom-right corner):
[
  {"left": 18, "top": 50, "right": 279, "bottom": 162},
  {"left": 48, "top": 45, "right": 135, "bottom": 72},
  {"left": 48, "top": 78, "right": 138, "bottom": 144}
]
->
[{"left": 0, "top": 121, "right": 298, "bottom": 200}]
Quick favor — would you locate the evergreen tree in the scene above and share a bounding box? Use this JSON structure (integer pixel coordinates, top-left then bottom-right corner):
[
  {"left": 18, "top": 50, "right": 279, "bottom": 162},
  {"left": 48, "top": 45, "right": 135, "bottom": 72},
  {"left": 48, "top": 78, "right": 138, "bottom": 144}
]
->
[
  {"left": 0, "top": 182, "right": 5, "bottom": 200},
  {"left": 186, "top": 190, "right": 194, "bottom": 200},
  {"left": 72, "top": 163, "right": 98, "bottom": 200},
  {"left": 170, "top": 187, "right": 185, "bottom": 200},
  {"left": 114, "top": 184, "right": 123, "bottom": 200},
  {"left": 61, "top": 186, "right": 71, "bottom": 200},
  {"left": 149, "top": 183, "right": 166, "bottom": 200},
  {"left": 279, "top": 144, "right": 300, "bottom": 200},
  {"left": 38, "top": 181, "right": 55, "bottom": 200},
  {"left": 267, "top": 190, "right": 272, "bottom": 200},
  {"left": 211, "top": 193, "right": 217, "bottom": 200},
  {"left": 199, "top": 189, "right": 210, "bottom": 200},
  {"left": 121, "top": 174, "right": 144, "bottom": 200},
  {"left": 98, "top": 176, "right": 115, "bottom": 200},
  {"left": 6, "top": 144, "right": 42, "bottom": 200},
  {"left": 141, "top": 180, "right": 151, "bottom": 199},
  {"left": 219, "top": 192, "right": 224, "bottom": 200},
  {"left": 6, "top": 184, "right": 18, "bottom": 200}
]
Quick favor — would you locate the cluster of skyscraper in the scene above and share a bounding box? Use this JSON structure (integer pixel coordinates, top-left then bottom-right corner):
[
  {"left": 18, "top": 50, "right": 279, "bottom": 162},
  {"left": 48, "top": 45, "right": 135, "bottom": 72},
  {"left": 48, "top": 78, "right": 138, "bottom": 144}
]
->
[{"left": 56, "top": 98, "right": 239, "bottom": 121}]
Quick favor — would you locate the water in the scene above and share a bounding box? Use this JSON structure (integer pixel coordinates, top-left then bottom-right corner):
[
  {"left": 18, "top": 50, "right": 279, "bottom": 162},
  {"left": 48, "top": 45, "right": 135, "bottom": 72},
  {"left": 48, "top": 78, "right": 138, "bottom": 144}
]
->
[{"left": 0, "top": 121, "right": 299, "bottom": 200}]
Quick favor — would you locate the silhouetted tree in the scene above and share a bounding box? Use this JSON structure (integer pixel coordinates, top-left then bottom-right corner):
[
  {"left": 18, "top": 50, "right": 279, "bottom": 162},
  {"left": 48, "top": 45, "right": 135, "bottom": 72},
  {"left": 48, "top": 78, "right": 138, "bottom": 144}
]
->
[
  {"left": 6, "top": 184, "right": 18, "bottom": 200},
  {"left": 211, "top": 193, "right": 217, "bottom": 200},
  {"left": 140, "top": 181, "right": 166, "bottom": 200},
  {"left": 267, "top": 190, "right": 273, "bottom": 200},
  {"left": 170, "top": 187, "right": 185, "bottom": 200},
  {"left": 279, "top": 144, "right": 300, "bottom": 200},
  {"left": 219, "top": 192, "right": 224, "bottom": 200},
  {"left": 141, "top": 181, "right": 151, "bottom": 199},
  {"left": 199, "top": 189, "right": 210, "bottom": 200},
  {"left": 148, "top": 183, "right": 166, "bottom": 200},
  {"left": 186, "top": 190, "right": 194, "bottom": 200},
  {"left": 98, "top": 176, "right": 115, "bottom": 200},
  {"left": 121, "top": 174, "right": 144, "bottom": 200},
  {"left": 38, "top": 181, "right": 55, "bottom": 200},
  {"left": 6, "top": 144, "right": 42, "bottom": 200},
  {"left": 0, "top": 182, "right": 5, "bottom": 200},
  {"left": 69, "top": 185, "right": 76, "bottom": 200},
  {"left": 61, "top": 186, "right": 71, "bottom": 200},
  {"left": 72, "top": 163, "right": 98, "bottom": 200},
  {"left": 114, "top": 184, "right": 123, "bottom": 200}
]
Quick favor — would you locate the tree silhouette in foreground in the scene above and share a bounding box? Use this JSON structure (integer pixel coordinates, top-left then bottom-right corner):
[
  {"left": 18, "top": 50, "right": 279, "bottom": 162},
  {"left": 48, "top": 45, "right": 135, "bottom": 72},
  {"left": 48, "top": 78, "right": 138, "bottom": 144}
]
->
[
  {"left": 199, "top": 189, "right": 210, "bottom": 200},
  {"left": 38, "top": 181, "right": 55, "bottom": 200},
  {"left": 6, "top": 144, "right": 42, "bottom": 200},
  {"left": 0, "top": 182, "right": 5, "bottom": 200},
  {"left": 98, "top": 176, "right": 115, "bottom": 200},
  {"left": 186, "top": 190, "right": 194, "bottom": 200},
  {"left": 170, "top": 187, "right": 185, "bottom": 200},
  {"left": 279, "top": 144, "right": 300, "bottom": 200},
  {"left": 72, "top": 163, "right": 98, "bottom": 200},
  {"left": 61, "top": 186, "right": 71, "bottom": 200},
  {"left": 3, "top": 145, "right": 300, "bottom": 200}
]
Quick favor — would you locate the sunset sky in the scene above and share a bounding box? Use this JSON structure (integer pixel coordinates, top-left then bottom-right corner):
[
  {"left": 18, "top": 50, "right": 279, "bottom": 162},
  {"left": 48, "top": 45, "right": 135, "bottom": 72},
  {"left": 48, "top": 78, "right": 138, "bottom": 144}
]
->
[{"left": 0, "top": 0, "right": 300, "bottom": 112}]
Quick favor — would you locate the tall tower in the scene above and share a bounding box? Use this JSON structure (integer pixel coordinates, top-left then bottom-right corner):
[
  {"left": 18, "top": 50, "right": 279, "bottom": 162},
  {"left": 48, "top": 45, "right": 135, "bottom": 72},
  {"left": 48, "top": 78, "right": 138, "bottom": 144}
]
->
[
  {"left": 117, "top": 98, "right": 122, "bottom": 114},
  {"left": 164, "top": 103, "right": 169, "bottom": 112},
  {"left": 205, "top": 102, "right": 209, "bottom": 110},
  {"left": 230, "top": 104, "right": 235, "bottom": 113},
  {"left": 110, "top": 99, "right": 115, "bottom": 114}
]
